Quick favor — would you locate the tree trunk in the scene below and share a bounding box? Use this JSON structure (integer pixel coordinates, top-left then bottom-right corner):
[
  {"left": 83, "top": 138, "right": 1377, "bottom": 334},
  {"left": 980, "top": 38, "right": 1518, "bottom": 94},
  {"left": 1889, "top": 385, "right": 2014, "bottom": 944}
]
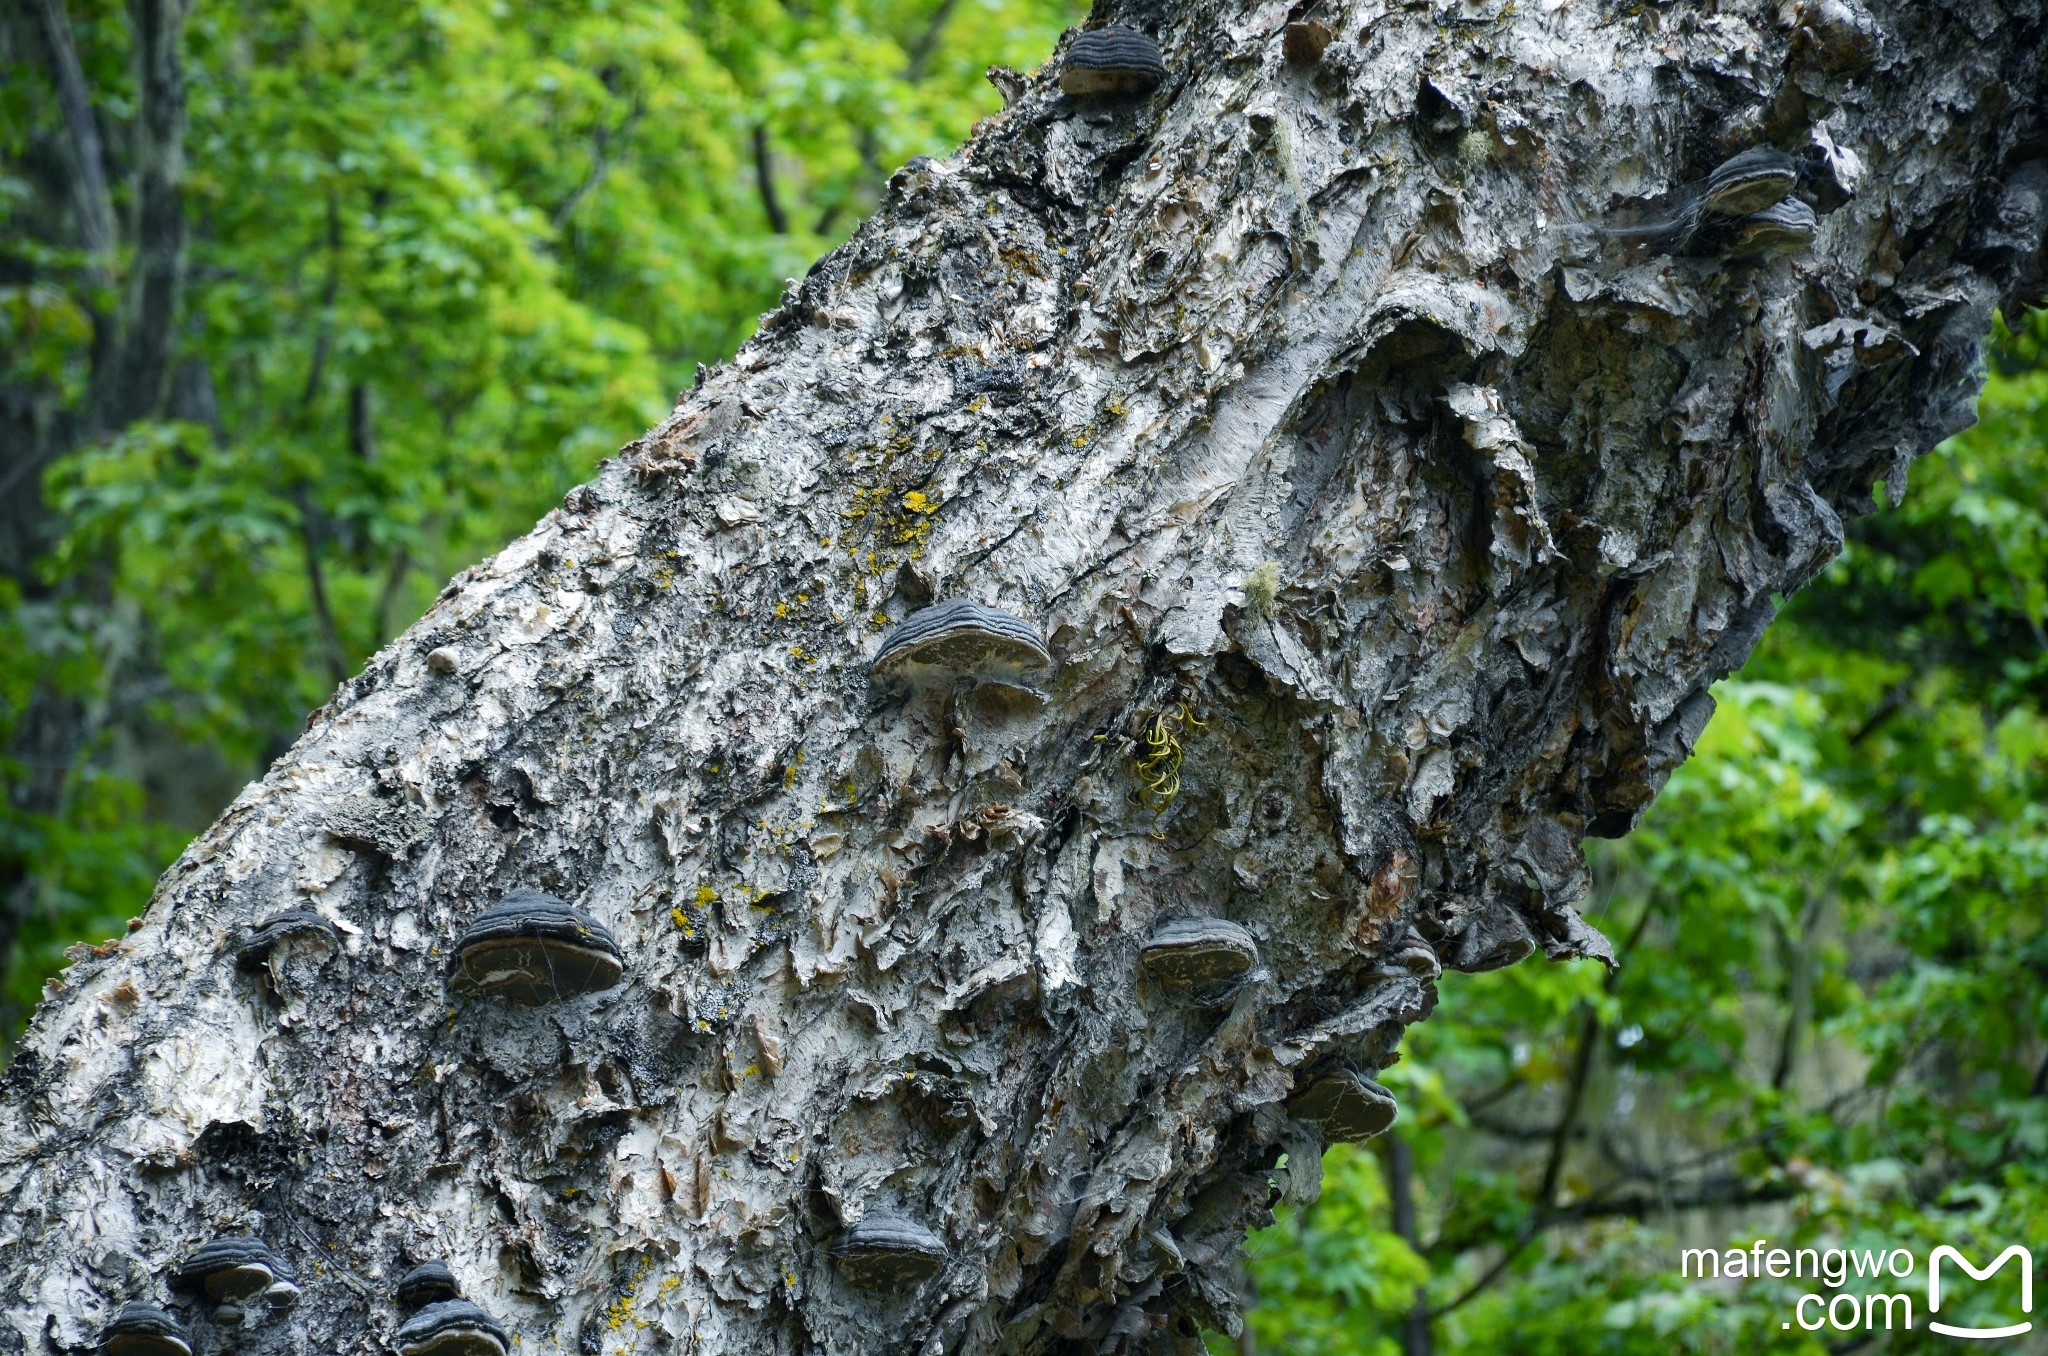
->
[
  {"left": 4, "top": 2, "right": 2043, "bottom": 1353},
  {"left": 1383, "top": 1133, "right": 1432, "bottom": 1356},
  {"left": 2, "top": 0, "right": 194, "bottom": 987},
  {"left": 95, "top": 0, "right": 191, "bottom": 431}
]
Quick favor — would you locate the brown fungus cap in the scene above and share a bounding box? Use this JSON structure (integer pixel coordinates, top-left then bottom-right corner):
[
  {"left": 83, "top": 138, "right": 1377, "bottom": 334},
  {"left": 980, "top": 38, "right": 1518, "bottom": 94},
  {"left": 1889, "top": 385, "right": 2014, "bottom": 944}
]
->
[
  {"left": 99, "top": 1304, "right": 191, "bottom": 1356},
  {"left": 870, "top": 598, "right": 1051, "bottom": 691},
  {"left": 1290, "top": 1070, "right": 1400, "bottom": 1144},
  {"left": 1700, "top": 147, "right": 1800, "bottom": 217},
  {"left": 832, "top": 1211, "right": 948, "bottom": 1290},
  {"left": 172, "top": 1236, "right": 293, "bottom": 1303},
  {"left": 1368, "top": 927, "right": 1442, "bottom": 982},
  {"left": 452, "top": 889, "right": 624, "bottom": 1005},
  {"left": 396, "top": 1260, "right": 462, "bottom": 1311},
  {"left": 1732, "top": 197, "right": 1818, "bottom": 257},
  {"left": 1139, "top": 917, "right": 1260, "bottom": 989},
  {"left": 233, "top": 909, "right": 337, "bottom": 969},
  {"left": 395, "top": 1299, "right": 509, "bottom": 1356},
  {"left": 1059, "top": 25, "right": 1167, "bottom": 98}
]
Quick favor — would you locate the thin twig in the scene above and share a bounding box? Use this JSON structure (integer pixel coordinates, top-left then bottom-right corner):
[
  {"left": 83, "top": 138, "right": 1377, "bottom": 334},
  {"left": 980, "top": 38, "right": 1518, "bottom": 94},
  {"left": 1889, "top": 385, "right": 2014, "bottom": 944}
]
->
[
  {"left": 754, "top": 125, "right": 789, "bottom": 234},
  {"left": 29, "top": 0, "right": 117, "bottom": 260},
  {"left": 372, "top": 546, "right": 412, "bottom": 646},
  {"left": 902, "top": 0, "right": 960, "bottom": 82},
  {"left": 292, "top": 484, "right": 351, "bottom": 686},
  {"left": 300, "top": 191, "right": 341, "bottom": 409},
  {"left": 552, "top": 99, "right": 643, "bottom": 230}
]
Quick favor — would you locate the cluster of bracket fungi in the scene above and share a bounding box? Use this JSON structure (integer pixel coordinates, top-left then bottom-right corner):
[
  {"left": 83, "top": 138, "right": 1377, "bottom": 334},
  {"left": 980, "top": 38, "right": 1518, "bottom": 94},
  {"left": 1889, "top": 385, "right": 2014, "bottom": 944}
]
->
[
  {"left": 98, "top": 1250, "right": 505, "bottom": 1356},
  {"left": 115, "top": 593, "right": 1422, "bottom": 1347},
  {"left": 847, "top": 598, "right": 1418, "bottom": 1284},
  {"left": 94, "top": 19, "right": 1436, "bottom": 1346},
  {"left": 96, "top": 1239, "right": 300, "bottom": 1356},
  {"left": 392, "top": 1262, "right": 509, "bottom": 1356},
  {"left": 1591, "top": 144, "right": 1834, "bottom": 260}
]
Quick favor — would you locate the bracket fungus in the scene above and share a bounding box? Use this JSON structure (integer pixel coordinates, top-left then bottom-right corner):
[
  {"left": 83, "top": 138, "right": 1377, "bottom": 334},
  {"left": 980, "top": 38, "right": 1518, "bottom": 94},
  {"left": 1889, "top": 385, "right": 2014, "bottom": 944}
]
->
[
  {"left": 1058, "top": 25, "right": 1167, "bottom": 98},
  {"left": 98, "top": 1303, "right": 191, "bottom": 1356},
  {"left": 831, "top": 1212, "right": 949, "bottom": 1290},
  {"left": 1732, "top": 197, "right": 1819, "bottom": 258},
  {"left": 395, "top": 1299, "right": 510, "bottom": 1356},
  {"left": 172, "top": 1236, "right": 299, "bottom": 1310},
  {"left": 1368, "top": 929, "right": 1442, "bottom": 983},
  {"left": 1139, "top": 917, "right": 1261, "bottom": 990},
  {"left": 395, "top": 1260, "right": 461, "bottom": 1312},
  {"left": 1700, "top": 147, "right": 1801, "bottom": 218},
  {"left": 232, "top": 909, "right": 338, "bottom": 969},
  {"left": 1290, "top": 1070, "right": 1400, "bottom": 1144},
  {"left": 869, "top": 598, "right": 1052, "bottom": 692},
  {"left": 451, "top": 890, "right": 624, "bottom": 1005}
]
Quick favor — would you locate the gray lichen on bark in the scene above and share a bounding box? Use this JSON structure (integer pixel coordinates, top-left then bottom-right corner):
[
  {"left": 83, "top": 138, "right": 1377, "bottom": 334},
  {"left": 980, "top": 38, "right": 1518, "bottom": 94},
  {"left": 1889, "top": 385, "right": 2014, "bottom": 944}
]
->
[{"left": 4, "top": 1, "right": 2044, "bottom": 1353}]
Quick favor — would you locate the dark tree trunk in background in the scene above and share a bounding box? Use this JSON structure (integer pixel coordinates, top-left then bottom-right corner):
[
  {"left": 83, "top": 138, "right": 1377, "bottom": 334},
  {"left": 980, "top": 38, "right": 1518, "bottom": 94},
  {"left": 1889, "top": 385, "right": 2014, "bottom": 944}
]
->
[
  {"left": 1384, "top": 1133, "right": 1432, "bottom": 1356},
  {"left": 0, "top": 0, "right": 192, "bottom": 989},
  {"left": 97, "top": 0, "right": 190, "bottom": 430},
  {"left": 3, "top": 2, "right": 2043, "bottom": 1353}
]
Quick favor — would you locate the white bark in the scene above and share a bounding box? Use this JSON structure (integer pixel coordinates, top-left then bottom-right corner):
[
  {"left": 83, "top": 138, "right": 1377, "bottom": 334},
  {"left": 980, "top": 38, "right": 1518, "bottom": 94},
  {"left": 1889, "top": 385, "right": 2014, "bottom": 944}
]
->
[{"left": 5, "top": 1, "right": 2044, "bottom": 1353}]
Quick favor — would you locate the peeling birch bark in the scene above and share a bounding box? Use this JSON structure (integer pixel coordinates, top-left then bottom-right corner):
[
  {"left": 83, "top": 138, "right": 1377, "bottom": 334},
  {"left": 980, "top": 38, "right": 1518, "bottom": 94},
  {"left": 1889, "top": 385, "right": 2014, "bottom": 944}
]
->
[{"left": 5, "top": 2, "right": 2045, "bottom": 1353}]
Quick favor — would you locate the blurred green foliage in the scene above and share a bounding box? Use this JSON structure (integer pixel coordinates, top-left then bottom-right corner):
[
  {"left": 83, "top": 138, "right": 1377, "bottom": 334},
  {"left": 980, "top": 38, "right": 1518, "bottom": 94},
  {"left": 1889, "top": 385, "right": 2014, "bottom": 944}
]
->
[
  {"left": 0, "top": 0, "right": 1083, "bottom": 1029},
  {"left": 1232, "top": 314, "right": 2048, "bottom": 1354}
]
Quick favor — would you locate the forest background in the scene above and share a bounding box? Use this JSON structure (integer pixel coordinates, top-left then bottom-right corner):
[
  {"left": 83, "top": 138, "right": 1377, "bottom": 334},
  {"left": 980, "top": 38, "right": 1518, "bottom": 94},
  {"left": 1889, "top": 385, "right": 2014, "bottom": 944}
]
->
[{"left": 2, "top": 2, "right": 2043, "bottom": 1353}]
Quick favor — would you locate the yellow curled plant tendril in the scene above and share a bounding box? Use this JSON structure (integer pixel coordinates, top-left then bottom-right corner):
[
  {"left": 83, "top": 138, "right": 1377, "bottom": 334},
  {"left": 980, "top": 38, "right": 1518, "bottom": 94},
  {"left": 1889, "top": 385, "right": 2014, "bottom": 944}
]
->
[{"left": 1130, "top": 702, "right": 1204, "bottom": 830}]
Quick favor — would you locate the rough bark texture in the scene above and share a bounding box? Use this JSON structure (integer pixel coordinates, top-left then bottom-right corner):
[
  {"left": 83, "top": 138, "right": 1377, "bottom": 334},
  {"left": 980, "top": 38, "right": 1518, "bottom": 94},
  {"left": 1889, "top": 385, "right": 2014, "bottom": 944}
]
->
[{"left": 5, "top": 1, "right": 2045, "bottom": 1353}]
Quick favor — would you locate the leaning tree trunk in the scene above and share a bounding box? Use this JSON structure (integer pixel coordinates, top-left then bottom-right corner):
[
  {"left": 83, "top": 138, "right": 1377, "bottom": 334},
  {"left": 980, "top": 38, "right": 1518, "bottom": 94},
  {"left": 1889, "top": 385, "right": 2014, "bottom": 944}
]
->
[{"left": 5, "top": 2, "right": 2044, "bottom": 1352}]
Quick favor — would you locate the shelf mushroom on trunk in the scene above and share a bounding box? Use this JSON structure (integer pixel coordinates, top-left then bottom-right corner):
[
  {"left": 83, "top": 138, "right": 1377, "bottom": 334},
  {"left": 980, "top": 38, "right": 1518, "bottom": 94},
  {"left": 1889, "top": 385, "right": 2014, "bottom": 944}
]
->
[
  {"left": 96, "top": 1304, "right": 190, "bottom": 1356},
  {"left": 450, "top": 890, "right": 625, "bottom": 1005}
]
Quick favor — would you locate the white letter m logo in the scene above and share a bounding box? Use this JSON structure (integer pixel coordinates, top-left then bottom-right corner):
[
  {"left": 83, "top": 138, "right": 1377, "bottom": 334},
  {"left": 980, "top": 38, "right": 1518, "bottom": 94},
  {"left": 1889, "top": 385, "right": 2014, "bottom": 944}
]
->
[{"left": 1928, "top": 1245, "right": 2034, "bottom": 1340}]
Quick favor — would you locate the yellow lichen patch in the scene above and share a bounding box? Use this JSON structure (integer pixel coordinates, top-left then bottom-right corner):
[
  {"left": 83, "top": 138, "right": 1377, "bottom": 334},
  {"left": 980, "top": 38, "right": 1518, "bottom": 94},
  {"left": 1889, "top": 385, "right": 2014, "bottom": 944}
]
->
[
  {"left": 841, "top": 484, "right": 893, "bottom": 523},
  {"left": 838, "top": 479, "right": 941, "bottom": 577},
  {"left": 999, "top": 243, "right": 1048, "bottom": 277},
  {"left": 605, "top": 1257, "right": 657, "bottom": 1338},
  {"left": 649, "top": 548, "right": 682, "bottom": 592}
]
